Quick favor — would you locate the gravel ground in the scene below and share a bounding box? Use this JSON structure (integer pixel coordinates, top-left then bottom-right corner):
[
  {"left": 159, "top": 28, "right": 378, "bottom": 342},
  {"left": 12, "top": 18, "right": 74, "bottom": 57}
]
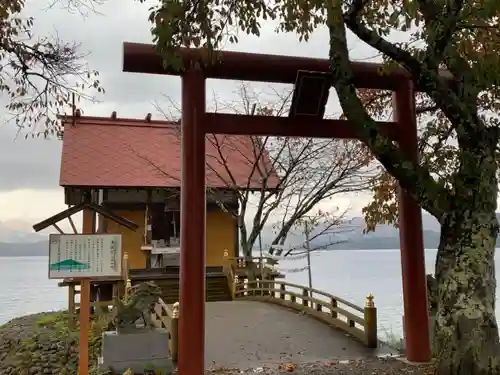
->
[{"left": 203, "top": 358, "right": 435, "bottom": 375}]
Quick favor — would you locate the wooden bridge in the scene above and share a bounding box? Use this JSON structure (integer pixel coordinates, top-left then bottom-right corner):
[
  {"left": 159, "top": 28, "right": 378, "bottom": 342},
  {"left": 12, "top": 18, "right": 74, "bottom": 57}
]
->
[
  {"left": 68, "top": 254, "right": 394, "bottom": 370},
  {"left": 150, "top": 277, "right": 394, "bottom": 370}
]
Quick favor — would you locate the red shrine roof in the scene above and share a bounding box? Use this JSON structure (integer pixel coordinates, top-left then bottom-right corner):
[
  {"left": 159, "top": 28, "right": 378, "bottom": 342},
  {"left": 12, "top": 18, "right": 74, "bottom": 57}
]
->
[{"left": 59, "top": 115, "right": 280, "bottom": 189}]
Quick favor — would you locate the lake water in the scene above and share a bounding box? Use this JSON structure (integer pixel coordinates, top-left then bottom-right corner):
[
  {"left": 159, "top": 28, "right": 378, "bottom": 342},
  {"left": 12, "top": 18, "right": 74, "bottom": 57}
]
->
[{"left": 1, "top": 249, "right": 499, "bottom": 338}]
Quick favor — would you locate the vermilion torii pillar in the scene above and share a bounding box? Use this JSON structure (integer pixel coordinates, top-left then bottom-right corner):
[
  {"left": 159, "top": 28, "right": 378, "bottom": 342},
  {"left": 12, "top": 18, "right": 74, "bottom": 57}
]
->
[
  {"left": 122, "top": 42, "right": 432, "bottom": 374},
  {"left": 179, "top": 67, "right": 207, "bottom": 375}
]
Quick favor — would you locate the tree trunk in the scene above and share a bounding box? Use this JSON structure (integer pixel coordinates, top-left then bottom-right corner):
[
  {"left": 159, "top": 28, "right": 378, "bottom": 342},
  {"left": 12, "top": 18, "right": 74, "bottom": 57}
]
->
[{"left": 434, "top": 208, "right": 500, "bottom": 375}]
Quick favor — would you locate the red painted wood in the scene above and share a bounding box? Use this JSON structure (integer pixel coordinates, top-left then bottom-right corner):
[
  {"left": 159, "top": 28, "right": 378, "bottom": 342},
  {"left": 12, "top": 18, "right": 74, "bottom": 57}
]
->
[
  {"left": 204, "top": 113, "right": 400, "bottom": 139},
  {"left": 78, "top": 208, "right": 94, "bottom": 375},
  {"left": 122, "top": 42, "right": 452, "bottom": 90},
  {"left": 178, "top": 68, "right": 207, "bottom": 375},
  {"left": 393, "top": 81, "right": 431, "bottom": 362}
]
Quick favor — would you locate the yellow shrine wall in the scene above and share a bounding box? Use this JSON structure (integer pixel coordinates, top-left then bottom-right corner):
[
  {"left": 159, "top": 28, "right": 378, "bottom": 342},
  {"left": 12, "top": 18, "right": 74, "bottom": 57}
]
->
[
  {"left": 104, "top": 209, "right": 237, "bottom": 269},
  {"left": 106, "top": 210, "right": 146, "bottom": 269}
]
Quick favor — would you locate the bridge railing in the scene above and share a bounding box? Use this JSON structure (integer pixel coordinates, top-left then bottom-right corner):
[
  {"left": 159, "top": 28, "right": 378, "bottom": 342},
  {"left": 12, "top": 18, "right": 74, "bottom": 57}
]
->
[
  {"left": 151, "top": 298, "right": 180, "bottom": 362},
  {"left": 223, "top": 251, "right": 238, "bottom": 298},
  {"left": 234, "top": 279, "right": 377, "bottom": 348},
  {"left": 226, "top": 255, "right": 279, "bottom": 270}
]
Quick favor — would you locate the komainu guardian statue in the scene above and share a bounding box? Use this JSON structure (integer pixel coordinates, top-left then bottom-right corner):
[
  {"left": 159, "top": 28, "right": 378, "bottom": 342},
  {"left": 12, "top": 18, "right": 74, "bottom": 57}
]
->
[{"left": 110, "top": 281, "right": 163, "bottom": 333}]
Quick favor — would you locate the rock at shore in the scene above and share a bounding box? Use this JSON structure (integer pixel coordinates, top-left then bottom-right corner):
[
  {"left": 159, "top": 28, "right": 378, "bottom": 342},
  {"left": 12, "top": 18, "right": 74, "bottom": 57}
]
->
[{"left": 0, "top": 311, "right": 107, "bottom": 375}]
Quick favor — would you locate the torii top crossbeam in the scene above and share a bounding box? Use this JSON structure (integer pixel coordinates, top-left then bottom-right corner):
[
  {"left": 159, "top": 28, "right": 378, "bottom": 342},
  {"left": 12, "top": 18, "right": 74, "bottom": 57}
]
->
[{"left": 122, "top": 42, "right": 451, "bottom": 90}]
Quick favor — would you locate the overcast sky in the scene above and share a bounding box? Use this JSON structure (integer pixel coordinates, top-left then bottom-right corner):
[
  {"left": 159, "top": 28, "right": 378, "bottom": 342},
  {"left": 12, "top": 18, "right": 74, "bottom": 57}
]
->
[{"left": 0, "top": 0, "right": 386, "bottom": 236}]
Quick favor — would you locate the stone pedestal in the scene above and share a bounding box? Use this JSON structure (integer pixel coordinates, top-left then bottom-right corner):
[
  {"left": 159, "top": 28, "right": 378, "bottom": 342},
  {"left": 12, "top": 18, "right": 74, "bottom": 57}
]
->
[{"left": 98, "top": 329, "right": 173, "bottom": 374}]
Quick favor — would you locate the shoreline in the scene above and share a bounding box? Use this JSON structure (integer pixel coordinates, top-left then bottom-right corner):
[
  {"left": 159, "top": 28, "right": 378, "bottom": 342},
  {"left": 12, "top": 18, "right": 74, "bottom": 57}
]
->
[{"left": 0, "top": 311, "right": 437, "bottom": 375}]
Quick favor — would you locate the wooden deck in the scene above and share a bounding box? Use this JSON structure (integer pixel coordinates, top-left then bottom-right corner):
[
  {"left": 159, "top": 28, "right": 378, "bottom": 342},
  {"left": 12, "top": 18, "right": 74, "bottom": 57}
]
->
[
  {"left": 150, "top": 283, "right": 393, "bottom": 370},
  {"left": 148, "top": 277, "right": 390, "bottom": 370},
  {"left": 233, "top": 279, "right": 378, "bottom": 347},
  {"left": 205, "top": 301, "right": 395, "bottom": 369},
  {"left": 63, "top": 254, "right": 390, "bottom": 370}
]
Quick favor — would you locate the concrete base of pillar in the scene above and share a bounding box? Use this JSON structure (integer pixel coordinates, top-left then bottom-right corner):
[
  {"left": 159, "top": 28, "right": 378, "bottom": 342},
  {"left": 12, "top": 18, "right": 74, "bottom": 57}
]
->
[
  {"left": 402, "top": 314, "right": 436, "bottom": 354},
  {"left": 98, "top": 329, "right": 173, "bottom": 374}
]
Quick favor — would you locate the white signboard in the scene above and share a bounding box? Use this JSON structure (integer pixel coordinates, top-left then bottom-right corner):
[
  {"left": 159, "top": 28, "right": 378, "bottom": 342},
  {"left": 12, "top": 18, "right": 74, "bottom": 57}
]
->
[{"left": 48, "top": 234, "right": 122, "bottom": 279}]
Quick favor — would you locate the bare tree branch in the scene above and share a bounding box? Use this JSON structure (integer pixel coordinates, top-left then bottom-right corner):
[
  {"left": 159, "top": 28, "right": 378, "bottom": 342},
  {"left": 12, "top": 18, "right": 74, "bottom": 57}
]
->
[
  {"left": 141, "top": 82, "right": 375, "bottom": 259},
  {"left": 0, "top": 0, "right": 104, "bottom": 135}
]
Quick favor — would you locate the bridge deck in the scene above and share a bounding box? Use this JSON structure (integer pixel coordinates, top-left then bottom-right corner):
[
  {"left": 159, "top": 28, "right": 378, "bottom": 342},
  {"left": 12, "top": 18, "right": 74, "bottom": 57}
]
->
[{"left": 205, "top": 301, "right": 396, "bottom": 370}]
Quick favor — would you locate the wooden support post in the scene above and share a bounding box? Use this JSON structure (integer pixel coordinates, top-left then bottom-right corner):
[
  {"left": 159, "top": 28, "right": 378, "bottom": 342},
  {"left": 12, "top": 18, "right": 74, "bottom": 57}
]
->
[
  {"left": 262, "top": 277, "right": 270, "bottom": 297},
  {"left": 78, "top": 279, "right": 91, "bottom": 375},
  {"left": 78, "top": 207, "right": 93, "bottom": 375},
  {"left": 68, "top": 210, "right": 78, "bottom": 234},
  {"left": 178, "top": 67, "right": 206, "bottom": 375},
  {"left": 112, "top": 282, "right": 118, "bottom": 310},
  {"left": 302, "top": 289, "right": 309, "bottom": 307},
  {"left": 232, "top": 275, "right": 238, "bottom": 299},
  {"left": 145, "top": 190, "right": 152, "bottom": 269},
  {"left": 280, "top": 284, "right": 286, "bottom": 299},
  {"left": 170, "top": 302, "right": 180, "bottom": 362},
  {"left": 269, "top": 281, "right": 275, "bottom": 298},
  {"left": 68, "top": 284, "right": 76, "bottom": 329},
  {"left": 330, "top": 298, "right": 338, "bottom": 318},
  {"left": 52, "top": 223, "right": 64, "bottom": 234},
  {"left": 364, "top": 293, "right": 378, "bottom": 348},
  {"left": 222, "top": 249, "right": 229, "bottom": 277},
  {"left": 123, "top": 252, "right": 130, "bottom": 302},
  {"left": 393, "top": 81, "right": 431, "bottom": 362}
]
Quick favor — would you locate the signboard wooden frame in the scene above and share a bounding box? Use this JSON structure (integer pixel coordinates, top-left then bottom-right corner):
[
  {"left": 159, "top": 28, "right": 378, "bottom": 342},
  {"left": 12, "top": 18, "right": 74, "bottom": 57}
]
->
[{"left": 48, "top": 233, "right": 123, "bottom": 280}]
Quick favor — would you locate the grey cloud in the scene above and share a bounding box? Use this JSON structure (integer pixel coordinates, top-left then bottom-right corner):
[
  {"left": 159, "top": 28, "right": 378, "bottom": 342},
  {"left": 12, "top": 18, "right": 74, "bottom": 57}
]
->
[
  {"left": 1, "top": 0, "right": 376, "bottom": 192},
  {"left": 23, "top": 0, "right": 375, "bottom": 112},
  {"left": 0, "top": 124, "right": 62, "bottom": 191},
  {"left": 25, "top": 1, "right": 176, "bottom": 108}
]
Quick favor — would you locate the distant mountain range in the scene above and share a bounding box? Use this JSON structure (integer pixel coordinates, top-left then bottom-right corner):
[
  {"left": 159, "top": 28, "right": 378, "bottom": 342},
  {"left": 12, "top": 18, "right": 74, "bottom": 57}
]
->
[
  {"left": 0, "top": 240, "right": 47, "bottom": 257},
  {"left": 0, "top": 222, "right": 45, "bottom": 243},
  {"left": 2, "top": 212, "right": 500, "bottom": 256},
  {"left": 257, "top": 212, "right": 500, "bottom": 251}
]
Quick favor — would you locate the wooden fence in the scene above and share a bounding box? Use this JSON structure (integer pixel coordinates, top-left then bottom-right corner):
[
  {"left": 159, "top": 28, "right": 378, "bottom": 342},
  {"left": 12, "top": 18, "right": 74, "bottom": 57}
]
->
[
  {"left": 234, "top": 279, "right": 377, "bottom": 348},
  {"left": 151, "top": 298, "right": 180, "bottom": 362},
  {"left": 223, "top": 253, "right": 284, "bottom": 280},
  {"left": 222, "top": 251, "right": 237, "bottom": 298}
]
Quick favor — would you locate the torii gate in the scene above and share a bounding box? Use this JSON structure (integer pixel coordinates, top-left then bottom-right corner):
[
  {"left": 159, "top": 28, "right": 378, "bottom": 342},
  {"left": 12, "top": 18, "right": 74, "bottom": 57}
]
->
[{"left": 122, "top": 42, "right": 432, "bottom": 374}]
